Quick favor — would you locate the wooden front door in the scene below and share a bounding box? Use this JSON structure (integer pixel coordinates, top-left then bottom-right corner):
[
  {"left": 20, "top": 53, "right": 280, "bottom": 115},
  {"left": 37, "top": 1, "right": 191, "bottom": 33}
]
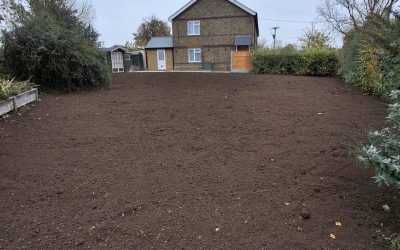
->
[{"left": 231, "top": 51, "right": 252, "bottom": 73}]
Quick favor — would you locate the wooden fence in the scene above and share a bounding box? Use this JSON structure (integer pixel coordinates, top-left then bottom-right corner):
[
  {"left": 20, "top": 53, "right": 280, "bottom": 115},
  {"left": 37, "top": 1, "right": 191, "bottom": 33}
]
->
[{"left": 231, "top": 51, "right": 252, "bottom": 73}]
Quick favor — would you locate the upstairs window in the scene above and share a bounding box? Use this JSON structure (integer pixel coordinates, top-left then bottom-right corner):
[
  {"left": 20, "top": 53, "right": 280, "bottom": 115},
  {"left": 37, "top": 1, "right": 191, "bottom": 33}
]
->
[{"left": 188, "top": 21, "right": 200, "bottom": 35}]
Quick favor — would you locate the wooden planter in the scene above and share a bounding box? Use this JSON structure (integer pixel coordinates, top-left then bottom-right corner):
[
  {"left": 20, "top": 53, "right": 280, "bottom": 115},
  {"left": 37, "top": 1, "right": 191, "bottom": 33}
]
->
[{"left": 0, "top": 88, "right": 38, "bottom": 116}]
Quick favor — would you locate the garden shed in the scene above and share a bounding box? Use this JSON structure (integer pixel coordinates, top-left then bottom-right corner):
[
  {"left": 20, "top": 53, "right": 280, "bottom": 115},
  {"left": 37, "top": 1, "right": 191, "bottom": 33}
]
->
[
  {"left": 145, "top": 37, "right": 173, "bottom": 71},
  {"left": 100, "top": 45, "right": 145, "bottom": 73},
  {"left": 130, "top": 51, "right": 146, "bottom": 71}
]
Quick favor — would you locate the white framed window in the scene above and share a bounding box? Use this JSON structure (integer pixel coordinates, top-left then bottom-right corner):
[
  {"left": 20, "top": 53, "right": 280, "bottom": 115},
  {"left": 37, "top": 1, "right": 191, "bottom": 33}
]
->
[
  {"left": 124, "top": 54, "right": 131, "bottom": 61},
  {"left": 188, "top": 48, "right": 201, "bottom": 63},
  {"left": 187, "top": 21, "right": 200, "bottom": 36},
  {"left": 111, "top": 52, "right": 124, "bottom": 72}
]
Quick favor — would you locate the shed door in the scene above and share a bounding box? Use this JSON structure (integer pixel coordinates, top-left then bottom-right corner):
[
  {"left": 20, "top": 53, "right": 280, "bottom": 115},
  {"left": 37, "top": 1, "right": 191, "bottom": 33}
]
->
[
  {"left": 157, "top": 50, "right": 166, "bottom": 71},
  {"left": 111, "top": 52, "right": 124, "bottom": 73}
]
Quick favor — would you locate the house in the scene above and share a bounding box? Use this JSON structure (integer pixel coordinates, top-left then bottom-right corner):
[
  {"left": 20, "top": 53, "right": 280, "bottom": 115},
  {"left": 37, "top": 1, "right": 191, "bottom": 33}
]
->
[
  {"left": 100, "top": 45, "right": 146, "bottom": 73},
  {"left": 145, "top": 0, "right": 259, "bottom": 72}
]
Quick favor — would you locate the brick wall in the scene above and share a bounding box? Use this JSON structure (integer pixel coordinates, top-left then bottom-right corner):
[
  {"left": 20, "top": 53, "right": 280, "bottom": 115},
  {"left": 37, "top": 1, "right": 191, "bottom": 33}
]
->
[
  {"left": 172, "top": 0, "right": 257, "bottom": 71},
  {"left": 146, "top": 49, "right": 174, "bottom": 71}
]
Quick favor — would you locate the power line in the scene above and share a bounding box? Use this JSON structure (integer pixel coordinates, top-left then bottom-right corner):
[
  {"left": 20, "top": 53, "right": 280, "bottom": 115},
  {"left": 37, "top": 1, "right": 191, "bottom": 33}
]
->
[
  {"left": 259, "top": 17, "right": 327, "bottom": 24},
  {"left": 259, "top": 4, "right": 310, "bottom": 14}
]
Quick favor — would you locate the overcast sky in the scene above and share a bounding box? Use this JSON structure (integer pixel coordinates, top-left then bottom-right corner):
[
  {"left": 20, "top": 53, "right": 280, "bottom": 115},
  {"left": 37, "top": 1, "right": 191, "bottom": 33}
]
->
[{"left": 92, "top": 0, "right": 341, "bottom": 48}]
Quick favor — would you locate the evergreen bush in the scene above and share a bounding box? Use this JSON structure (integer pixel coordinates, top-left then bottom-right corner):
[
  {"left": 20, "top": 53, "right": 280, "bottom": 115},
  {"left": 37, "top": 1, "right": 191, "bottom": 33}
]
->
[
  {"left": 339, "top": 14, "right": 400, "bottom": 97},
  {"left": 2, "top": 0, "right": 110, "bottom": 90}
]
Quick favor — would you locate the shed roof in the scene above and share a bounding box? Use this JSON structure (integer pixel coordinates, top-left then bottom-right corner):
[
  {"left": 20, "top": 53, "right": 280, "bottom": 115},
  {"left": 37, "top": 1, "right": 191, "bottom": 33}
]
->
[
  {"left": 129, "top": 51, "right": 143, "bottom": 55},
  {"left": 235, "top": 35, "right": 252, "bottom": 46},
  {"left": 99, "top": 45, "right": 128, "bottom": 52},
  {"left": 145, "top": 36, "right": 173, "bottom": 49}
]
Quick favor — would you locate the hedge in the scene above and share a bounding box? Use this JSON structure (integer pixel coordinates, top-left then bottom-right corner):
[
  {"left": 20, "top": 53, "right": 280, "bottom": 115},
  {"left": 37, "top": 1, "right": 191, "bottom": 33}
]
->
[
  {"left": 339, "top": 15, "right": 400, "bottom": 97},
  {"left": 252, "top": 48, "right": 339, "bottom": 77}
]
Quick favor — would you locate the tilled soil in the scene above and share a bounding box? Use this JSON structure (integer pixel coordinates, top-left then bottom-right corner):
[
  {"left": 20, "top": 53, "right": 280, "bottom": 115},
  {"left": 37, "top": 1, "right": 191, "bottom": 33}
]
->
[{"left": 1, "top": 73, "right": 399, "bottom": 249}]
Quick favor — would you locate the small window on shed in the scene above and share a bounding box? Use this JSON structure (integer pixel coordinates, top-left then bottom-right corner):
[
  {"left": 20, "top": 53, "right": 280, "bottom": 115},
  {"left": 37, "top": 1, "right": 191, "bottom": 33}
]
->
[{"left": 124, "top": 54, "right": 131, "bottom": 61}]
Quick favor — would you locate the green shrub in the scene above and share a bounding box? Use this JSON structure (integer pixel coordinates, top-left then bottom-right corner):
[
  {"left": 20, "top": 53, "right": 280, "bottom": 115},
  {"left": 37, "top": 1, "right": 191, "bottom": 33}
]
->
[
  {"left": 0, "top": 77, "right": 35, "bottom": 101},
  {"left": 0, "top": 48, "right": 8, "bottom": 75},
  {"left": 300, "top": 49, "right": 339, "bottom": 76},
  {"left": 339, "top": 15, "right": 400, "bottom": 97},
  {"left": 388, "top": 234, "right": 400, "bottom": 250},
  {"left": 357, "top": 90, "right": 400, "bottom": 189},
  {"left": 338, "top": 29, "right": 363, "bottom": 86},
  {"left": 2, "top": 0, "right": 110, "bottom": 91},
  {"left": 380, "top": 14, "right": 400, "bottom": 96},
  {"left": 252, "top": 48, "right": 338, "bottom": 77},
  {"left": 356, "top": 42, "right": 384, "bottom": 95},
  {"left": 252, "top": 48, "right": 296, "bottom": 75}
]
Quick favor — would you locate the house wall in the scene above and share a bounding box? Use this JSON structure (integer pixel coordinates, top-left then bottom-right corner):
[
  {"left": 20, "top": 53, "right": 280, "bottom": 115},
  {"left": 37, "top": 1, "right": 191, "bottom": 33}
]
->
[
  {"left": 172, "top": 0, "right": 257, "bottom": 71},
  {"left": 146, "top": 49, "right": 174, "bottom": 71}
]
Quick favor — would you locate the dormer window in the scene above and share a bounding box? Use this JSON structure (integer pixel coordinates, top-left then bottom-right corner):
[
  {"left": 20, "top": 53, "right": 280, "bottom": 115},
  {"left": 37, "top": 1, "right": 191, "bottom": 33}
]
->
[{"left": 188, "top": 21, "right": 200, "bottom": 35}]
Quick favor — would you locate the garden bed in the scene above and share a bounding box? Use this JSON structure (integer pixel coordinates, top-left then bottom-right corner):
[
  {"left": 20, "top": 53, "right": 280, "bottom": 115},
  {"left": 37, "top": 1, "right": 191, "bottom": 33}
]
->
[
  {"left": 0, "top": 73, "right": 399, "bottom": 249},
  {"left": 0, "top": 88, "right": 38, "bottom": 116}
]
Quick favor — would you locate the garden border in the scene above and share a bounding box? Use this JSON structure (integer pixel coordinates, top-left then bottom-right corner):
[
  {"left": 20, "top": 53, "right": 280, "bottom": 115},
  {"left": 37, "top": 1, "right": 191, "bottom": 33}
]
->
[{"left": 0, "top": 88, "right": 38, "bottom": 116}]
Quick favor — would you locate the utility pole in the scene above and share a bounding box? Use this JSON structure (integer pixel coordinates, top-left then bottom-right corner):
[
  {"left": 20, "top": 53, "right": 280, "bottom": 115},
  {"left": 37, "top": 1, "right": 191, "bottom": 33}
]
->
[{"left": 272, "top": 26, "right": 280, "bottom": 49}]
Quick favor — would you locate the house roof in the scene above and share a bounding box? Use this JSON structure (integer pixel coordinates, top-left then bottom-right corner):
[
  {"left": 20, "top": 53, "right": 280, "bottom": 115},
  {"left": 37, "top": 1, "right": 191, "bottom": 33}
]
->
[
  {"left": 145, "top": 36, "right": 173, "bottom": 49},
  {"left": 235, "top": 35, "right": 252, "bottom": 46},
  {"left": 169, "top": 0, "right": 257, "bottom": 20},
  {"left": 99, "top": 45, "right": 128, "bottom": 53},
  {"left": 168, "top": 0, "right": 259, "bottom": 36}
]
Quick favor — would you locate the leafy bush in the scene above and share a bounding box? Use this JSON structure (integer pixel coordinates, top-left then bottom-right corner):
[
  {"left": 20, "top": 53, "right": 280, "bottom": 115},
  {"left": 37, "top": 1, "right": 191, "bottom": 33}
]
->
[
  {"left": 0, "top": 48, "right": 7, "bottom": 75},
  {"left": 388, "top": 234, "right": 400, "bottom": 250},
  {"left": 357, "top": 91, "right": 400, "bottom": 189},
  {"left": 2, "top": 0, "right": 110, "bottom": 91},
  {"left": 252, "top": 48, "right": 338, "bottom": 77},
  {"left": 0, "top": 77, "right": 35, "bottom": 100},
  {"left": 299, "top": 49, "right": 339, "bottom": 76},
  {"left": 339, "top": 15, "right": 400, "bottom": 97},
  {"left": 380, "top": 14, "right": 400, "bottom": 96}
]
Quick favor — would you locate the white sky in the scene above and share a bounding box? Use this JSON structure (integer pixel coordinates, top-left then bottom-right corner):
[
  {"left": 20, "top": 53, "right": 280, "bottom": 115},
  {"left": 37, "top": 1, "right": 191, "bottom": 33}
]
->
[{"left": 92, "top": 0, "right": 342, "bottom": 48}]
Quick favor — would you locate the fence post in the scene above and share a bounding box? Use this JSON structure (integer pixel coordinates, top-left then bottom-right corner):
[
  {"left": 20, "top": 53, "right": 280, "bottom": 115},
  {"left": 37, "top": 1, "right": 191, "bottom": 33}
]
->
[{"left": 12, "top": 97, "right": 17, "bottom": 112}]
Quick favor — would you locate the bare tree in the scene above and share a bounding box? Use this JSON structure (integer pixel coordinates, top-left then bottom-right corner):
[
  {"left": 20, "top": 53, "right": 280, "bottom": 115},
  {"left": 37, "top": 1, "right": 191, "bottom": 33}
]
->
[
  {"left": 73, "top": 0, "right": 96, "bottom": 25},
  {"left": 318, "top": 0, "right": 399, "bottom": 34},
  {"left": 256, "top": 38, "right": 268, "bottom": 49}
]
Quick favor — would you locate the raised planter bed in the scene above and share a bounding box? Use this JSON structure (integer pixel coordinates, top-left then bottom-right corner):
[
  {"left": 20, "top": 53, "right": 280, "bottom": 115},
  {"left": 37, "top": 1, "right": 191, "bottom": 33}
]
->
[{"left": 0, "top": 88, "right": 38, "bottom": 116}]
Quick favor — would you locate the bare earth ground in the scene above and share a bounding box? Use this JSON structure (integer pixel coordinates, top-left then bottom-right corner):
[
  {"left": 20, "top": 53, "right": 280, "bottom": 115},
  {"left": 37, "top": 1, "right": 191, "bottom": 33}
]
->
[{"left": 1, "top": 73, "right": 400, "bottom": 249}]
